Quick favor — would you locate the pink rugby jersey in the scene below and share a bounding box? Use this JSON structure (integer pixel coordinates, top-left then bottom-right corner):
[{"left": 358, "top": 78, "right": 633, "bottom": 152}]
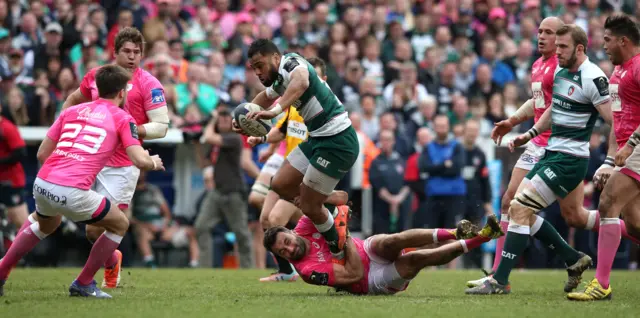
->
[
  {"left": 38, "top": 100, "right": 141, "bottom": 190},
  {"left": 289, "top": 216, "right": 371, "bottom": 294},
  {"left": 610, "top": 54, "right": 640, "bottom": 150},
  {"left": 530, "top": 55, "right": 558, "bottom": 147},
  {"left": 80, "top": 67, "right": 166, "bottom": 167}
]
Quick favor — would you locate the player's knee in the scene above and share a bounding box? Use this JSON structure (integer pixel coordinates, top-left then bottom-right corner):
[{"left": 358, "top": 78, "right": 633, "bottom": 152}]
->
[
  {"left": 560, "top": 206, "right": 584, "bottom": 228},
  {"left": 598, "top": 192, "right": 616, "bottom": 218},
  {"left": 111, "top": 213, "right": 129, "bottom": 236},
  {"left": 509, "top": 201, "right": 532, "bottom": 224}
]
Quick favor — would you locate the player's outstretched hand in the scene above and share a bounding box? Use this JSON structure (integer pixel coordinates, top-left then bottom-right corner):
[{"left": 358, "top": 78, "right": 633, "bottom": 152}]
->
[
  {"left": 231, "top": 119, "right": 245, "bottom": 135},
  {"left": 615, "top": 144, "right": 634, "bottom": 167},
  {"left": 491, "top": 120, "right": 514, "bottom": 146},
  {"left": 248, "top": 110, "right": 277, "bottom": 121},
  {"left": 151, "top": 155, "right": 165, "bottom": 171},
  {"left": 508, "top": 134, "right": 530, "bottom": 152}
]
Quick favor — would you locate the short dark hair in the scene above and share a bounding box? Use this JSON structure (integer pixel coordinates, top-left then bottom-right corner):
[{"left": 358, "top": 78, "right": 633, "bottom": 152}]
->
[
  {"left": 95, "top": 65, "right": 132, "bottom": 99},
  {"left": 248, "top": 39, "right": 281, "bottom": 59},
  {"left": 306, "top": 56, "right": 326, "bottom": 78},
  {"left": 605, "top": 14, "right": 640, "bottom": 45},
  {"left": 263, "top": 226, "right": 289, "bottom": 251},
  {"left": 115, "top": 27, "right": 144, "bottom": 54},
  {"left": 556, "top": 24, "right": 588, "bottom": 53}
]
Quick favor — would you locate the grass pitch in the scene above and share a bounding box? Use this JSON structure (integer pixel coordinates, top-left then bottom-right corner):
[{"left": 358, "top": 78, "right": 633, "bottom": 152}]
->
[{"left": 1, "top": 269, "right": 639, "bottom": 317}]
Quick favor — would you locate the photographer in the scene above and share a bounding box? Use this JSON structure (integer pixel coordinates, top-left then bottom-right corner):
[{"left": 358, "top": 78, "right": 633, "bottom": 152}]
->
[{"left": 194, "top": 106, "right": 254, "bottom": 268}]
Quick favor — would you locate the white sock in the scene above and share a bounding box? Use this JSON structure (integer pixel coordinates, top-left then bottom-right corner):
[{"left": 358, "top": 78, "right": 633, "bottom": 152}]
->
[
  {"left": 585, "top": 210, "right": 598, "bottom": 230},
  {"left": 144, "top": 255, "right": 155, "bottom": 262},
  {"left": 313, "top": 211, "right": 335, "bottom": 233},
  {"left": 30, "top": 222, "right": 48, "bottom": 240},
  {"left": 530, "top": 215, "right": 544, "bottom": 236}
]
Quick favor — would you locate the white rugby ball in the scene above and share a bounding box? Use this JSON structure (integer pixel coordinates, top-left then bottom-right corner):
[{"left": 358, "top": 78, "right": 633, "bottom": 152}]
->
[{"left": 233, "top": 102, "right": 272, "bottom": 137}]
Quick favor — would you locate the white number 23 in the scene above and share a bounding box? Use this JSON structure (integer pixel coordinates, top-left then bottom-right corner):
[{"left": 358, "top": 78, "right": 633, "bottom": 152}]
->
[{"left": 57, "top": 123, "right": 107, "bottom": 154}]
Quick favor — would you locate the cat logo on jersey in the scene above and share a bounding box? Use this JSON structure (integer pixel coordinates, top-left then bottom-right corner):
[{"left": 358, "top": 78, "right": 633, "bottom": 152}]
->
[{"left": 568, "top": 86, "right": 575, "bottom": 96}]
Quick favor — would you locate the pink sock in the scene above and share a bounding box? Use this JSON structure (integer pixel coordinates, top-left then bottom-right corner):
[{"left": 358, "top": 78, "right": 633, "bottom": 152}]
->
[
  {"left": 0, "top": 223, "right": 44, "bottom": 280},
  {"left": 589, "top": 211, "right": 640, "bottom": 245},
  {"left": 104, "top": 251, "right": 119, "bottom": 269},
  {"left": 618, "top": 220, "right": 640, "bottom": 245},
  {"left": 17, "top": 215, "right": 34, "bottom": 235},
  {"left": 461, "top": 236, "right": 491, "bottom": 252},
  {"left": 595, "top": 219, "right": 621, "bottom": 289},
  {"left": 76, "top": 232, "right": 122, "bottom": 285},
  {"left": 491, "top": 219, "right": 509, "bottom": 272},
  {"left": 434, "top": 229, "right": 457, "bottom": 243}
]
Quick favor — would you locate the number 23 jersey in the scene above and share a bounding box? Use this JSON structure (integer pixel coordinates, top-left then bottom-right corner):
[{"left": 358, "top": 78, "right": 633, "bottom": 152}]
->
[{"left": 37, "top": 99, "right": 142, "bottom": 190}]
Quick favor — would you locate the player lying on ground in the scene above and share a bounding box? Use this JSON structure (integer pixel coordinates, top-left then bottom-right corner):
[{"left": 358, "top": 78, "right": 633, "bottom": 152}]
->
[
  {"left": 264, "top": 206, "right": 504, "bottom": 295},
  {"left": 568, "top": 14, "right": 640, "bottom": 301},
  {"left": 0, "top": 65, "right": 165, "bottom": 298},
  {"left": 239, "top": 39, "right": 359, "bottom": 264},
  {"left": 467, "top": 24, "right": 613, "bottom": 295}
]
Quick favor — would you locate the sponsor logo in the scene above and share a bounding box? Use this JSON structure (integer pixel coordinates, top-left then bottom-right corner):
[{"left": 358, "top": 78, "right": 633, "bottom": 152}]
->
[
  {"left": 151, "top": 88, "right": 165, "bottom": 104},
  {"left": 502, "top": 251, "right": 517, "bottom": 259},
  {"left": 309, "top": 271, "right": 329, "bottom": 285},
  {"left": 312, "top": 233, "right": 321, "bottom": 239},
  {"left": 126, "top": 83, "right": 133, "bottom": 91},
  {"left": 33, "top": 183, "right": 67, "bottom": 206},
  {"left": 77, "top": 107, "right": 106, "bottom": 121},
  {"left": 130, "top": 122, "right": 139, "bottom": 139},
  {"left": 544, "top": 167, "right": 557, "bottom": 180},
  {"left": 316, "top": 157, "right": 330, "bottom": 168}
]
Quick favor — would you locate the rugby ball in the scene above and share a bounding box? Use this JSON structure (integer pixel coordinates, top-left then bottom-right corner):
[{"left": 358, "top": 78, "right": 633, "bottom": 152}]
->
[{"left": 233, "top": 102, "right": 272, "bottom": 137}]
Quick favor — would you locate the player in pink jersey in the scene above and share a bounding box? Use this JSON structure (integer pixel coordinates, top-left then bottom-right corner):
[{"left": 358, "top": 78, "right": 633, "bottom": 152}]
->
[
  {"left": 0, "top": 65, "right": 165, "bottom": 299},
  {"left": 568, "top": 14, "right": 640, "bottom": 301},
  {"left": 38, "top": 27, "right": 169, "bottom": 288},
  {"left": 264, "top": 207, "right": 503, "bottom": 294}
]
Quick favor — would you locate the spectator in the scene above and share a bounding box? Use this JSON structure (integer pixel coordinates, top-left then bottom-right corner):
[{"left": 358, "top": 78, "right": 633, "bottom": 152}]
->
[
  {"left": 32, "top": 22, "right": 71, "bottom": 73},
  {"left": 369, "top": 129, "right": 411, "bottom": 234},
  {"left": 417, "top": 115, "right": 466, "bottom": 241},
  {"left": 454, "top": 54, "right": 475, "bottom": 94},
  {"left": 273, "top": 18, "right": 303, "bottom": 52},
  {"left": 359, "top": 94, "right": 380, "bottom": 142},
  {"left": 377, "top": 112, "right": 412, "bottom": 160},
  {"left": 130, "top": 171, "right": 199, "bottom": 268},
  {"left": 448, "top": 96, "right": 472, "bottom": 128},
  {"left": 468, "top": 63, "right": 501, "bottom": 102},
  {"left": 69, "top": 23, "right": 105, "bottom": 78},
  {"left": 228, "top": 13, "right": 255, "bottom": 65},
  {"left": 361, "top": 36, "right": 384, "bottom": 93},
  {"left": 476, "top": 38, "right": 515, "bottom": 87},
  {"left": 508, "top": 39, "right": 535, "bottom": 82},
  {"left": 341, "top": 59, "right": 363, "bottom": 112},
  {"left": 175, "top": 64, "right": 218, "bottom": 116},
  {"left": 468, "top": 97, "right": 493, "bottom": 137},
  {"left": 0, "top": 27, "right": 11, "bottom": 82},
  {"left": 405, "top": 127, "right": 432, "bottom": 228},
  {"left": 409, "top": 14, "right": 434, "bottom": 64},
  {"left": 12, "top": 12, "right": 43, "bottom": 54},
  {"left": 406, "top": 95, "right": 437, "bottom": 140},
  {"left": 195, "top": 107, "right": 254, "bottom": 268},
  {"left": 434, "top": 61, "right": 460, "bottom": 114},
  {"left": 142, "top": 0, "right": 187, "bottom": 46},
  {"left": 325, "top": 41, "right": 347, "bottom": 94},
  {"left": 2, "top": 86, "right": 29, "bottom": 126},
  {"left": 383, "top": 62, "right": 428, "bottom": 111},
  {"left": 486, "top": 92, "right": 507, "bottom": 123},
  {"left": 119, "top": 0, "right": 149, "bottom": 31},
  {"left": 52, "top": 67, "right": 77, "bottom": 114},
  {"left": 383, "top": 38, "right": 413, "bottom": 85},
  {"left": 460, "top": 119, "right": 492, "bottom": 225}
]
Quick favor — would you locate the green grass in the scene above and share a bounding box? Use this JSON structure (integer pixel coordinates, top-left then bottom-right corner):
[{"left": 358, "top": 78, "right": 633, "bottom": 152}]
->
[{"left": 1, "top": 269, "right": 639, "bottom": 317}]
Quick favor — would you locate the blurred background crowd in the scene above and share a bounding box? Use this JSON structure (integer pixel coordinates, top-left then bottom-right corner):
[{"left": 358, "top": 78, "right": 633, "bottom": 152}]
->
[{"left": 0, "top": 0, "right": 639, "bottom": 271}]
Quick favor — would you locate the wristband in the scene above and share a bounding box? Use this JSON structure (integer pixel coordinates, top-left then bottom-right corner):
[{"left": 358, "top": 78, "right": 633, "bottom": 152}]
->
[
  {"left": 627, "top": 132, "right": 640, "bottom": 148},
  {"left": 260, "top": 135, "right": 267, "bottom": 144},
  {"left": 604, "top": 156, "right": 614, "bottom": 167},
  {"left": 271, "top": 103, "right": 284, "bottom": 115},
  {"left": 526, "top": 127, "right": 540, "bottom": 140},
  {"left": 152, "top": 159, "right": 157, "bottom": 170}
]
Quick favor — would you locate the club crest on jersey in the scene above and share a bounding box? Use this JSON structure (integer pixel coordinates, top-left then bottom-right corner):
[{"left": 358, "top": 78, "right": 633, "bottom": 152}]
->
[
  {"left": 568, "top": 86, "right": 575, "bottom": 96},
  {"left": 151, "top": 88, "right": 165, "bottom": 104},
  {"left": 126, "top": 83, "right": 133, "bottom": 91}
]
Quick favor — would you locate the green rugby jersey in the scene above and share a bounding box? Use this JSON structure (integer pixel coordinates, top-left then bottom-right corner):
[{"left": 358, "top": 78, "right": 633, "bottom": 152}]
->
[
  {"left": 547, "top": 58, "right": 610, "bottom": 158},
  {"left": 265, "top": 53, "right": 350, "bottom": 137}
]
